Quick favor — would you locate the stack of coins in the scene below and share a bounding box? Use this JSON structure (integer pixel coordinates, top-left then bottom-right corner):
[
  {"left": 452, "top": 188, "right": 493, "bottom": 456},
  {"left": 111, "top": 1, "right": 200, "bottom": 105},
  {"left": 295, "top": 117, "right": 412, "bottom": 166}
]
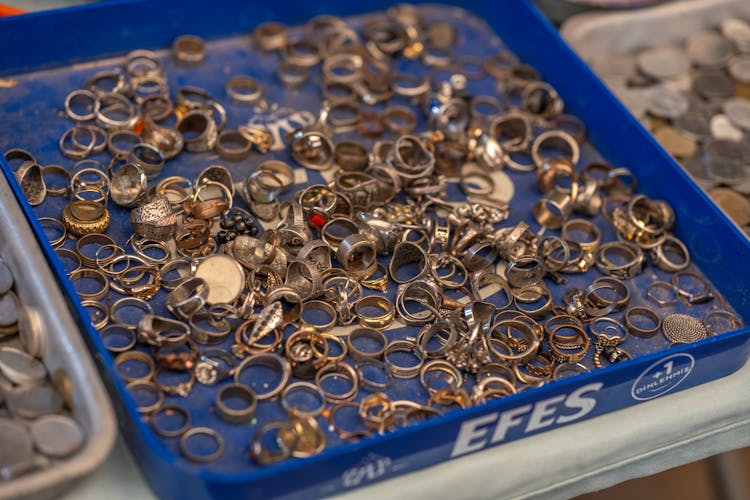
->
[
  {"left": 0, "top": 257, "right": 84, "bottom": 480},
  {"left": 589, "top": 17, "right": 750, "bottom": 235}
]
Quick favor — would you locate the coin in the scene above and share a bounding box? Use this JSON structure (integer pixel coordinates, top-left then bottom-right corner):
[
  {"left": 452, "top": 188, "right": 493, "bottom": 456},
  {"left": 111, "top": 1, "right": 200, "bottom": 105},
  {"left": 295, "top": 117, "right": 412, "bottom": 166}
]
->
[
  {"left": 649, "top": 116, "right": 671, "bottom": 132},
  {"left": 662, "top": 72, "right": 692, "bottom": 93},
  {"left": 591, "top": 53, "right": 638, "bottom": 81},
  {"left": 637, "top": 45, "right": 690, "bottom": 80},
  {"left": 738, "top": 82, "right": 750, "bottom": 100},
  {"left": 720, "top": 18, "right": 750, "bottom": 53},
  {"left": 0, "top": 418, "right": 34, "bottom": 469},
  {"left": 0, "top": 260, "right": 13, "bottom": 295},
  {"left": 729, "top": 55, "right": 750, "bottom": 83},
  {"left": 723, "top": 97, "right": 750, "bottom": 130},
  {"left": 731, "top": 177, "right": 750, "bottom": 195},
  {"left": 704, "top": 139, "right": 750, "bottom": 185},
  {"left": 17, "top": 305, "right": 45, "bottom": 358},
  {"left": 29, "top": 414, "right": 84, "bottom": 458},
  {"left": 692, "top": 70, "right": 735, "bottom": 100},
  {"left": 627, "top": 70, "right": 658, "bottom": 89},
  {"left": 705, "top": 137, "right": 750, "bottom": 161},
  {"left": 0, "top": 347, "right": 47, "bottom": 386},
  {"left": 686, "top": 31, "right": 733, "bottom": 67},
  {"left": 6, "top": 384, "right": 64, "bottom": 419},
  {"left": 611, "top": 86, "right": 648, "bottom": 119},
  {"left": 644, "top": 85, "right": 689, "bottom": 119},
  {"left": 194, "top": 254, "right": 245, "bottom": 305},
  {"left": 0, "top": 292, "right": 19, "bottom": 328},
  {"left": 706, "top": 156, "right": 747, "bottom": 186},
  {"left": 710, "top": 114, "right": 744, "bottom": 142},
  {"left": 674, "top": 109, "right": 710, "bottom": 139},
  {"left": 709, "top": 187, "right": 750, "bottom": 226},
  {"left": 653, "top": 126, "right": 697, "bottom": 159}
]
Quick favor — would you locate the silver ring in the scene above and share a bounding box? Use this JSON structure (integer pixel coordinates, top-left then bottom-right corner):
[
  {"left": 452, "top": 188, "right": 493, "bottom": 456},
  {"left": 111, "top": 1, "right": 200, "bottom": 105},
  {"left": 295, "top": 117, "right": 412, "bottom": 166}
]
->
[
  {"left": 216, "top": 383, "right": 258, "bottom": 424},
  {"left": 336, "top": 234, "right": 377, "bottom": 279},
  {"left": 389, "top": 241, "right": 428, "bottom": 284},
  {"left": 179, "top": 427, "right": 225, "bottom": 463},
  {"left": 234, "top": 353, "right": 291, "bottom": 400},
  {"left": 173, "top": 35, "right": 206, "bottom": 66},
  {"left": 215, "top": 129, "right": 252, "bottom": 161},
  {"left": 149, "top": 404, "right": 191, "bottom": 438},
  {"left": 300, "top": 300, "right": 337, "bottom": 331},
  {"left": 65, "top": 89, "right": 99, "bottom": 121},
  {"left": 226, "top": 75, "right": 263, "bottom": 104},
  {"left": 281, "top": 381, "right": 326, "bottom": 417}
]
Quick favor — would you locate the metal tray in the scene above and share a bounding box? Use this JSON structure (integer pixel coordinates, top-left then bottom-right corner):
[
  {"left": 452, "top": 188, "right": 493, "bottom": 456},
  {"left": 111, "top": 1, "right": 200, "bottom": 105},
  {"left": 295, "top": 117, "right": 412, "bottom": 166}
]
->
[
  {"left": 1, "top": 1, "right": 750, "bottom": 499},
  {"left": 561, "top": 0, "right": 750, "bottom": 59},
  {"left": 560, "top": 0, "right": 750, "bottom": 235},
  {"left": 0, "top": 172, "right": 116, "bottom": 499}
]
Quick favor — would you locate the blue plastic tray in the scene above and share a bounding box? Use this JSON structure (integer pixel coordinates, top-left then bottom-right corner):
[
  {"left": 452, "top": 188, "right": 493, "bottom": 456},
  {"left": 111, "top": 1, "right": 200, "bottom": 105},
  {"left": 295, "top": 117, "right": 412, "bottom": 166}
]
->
[{"left": 1, "top": 1, "right": 750, "bottom": 498}]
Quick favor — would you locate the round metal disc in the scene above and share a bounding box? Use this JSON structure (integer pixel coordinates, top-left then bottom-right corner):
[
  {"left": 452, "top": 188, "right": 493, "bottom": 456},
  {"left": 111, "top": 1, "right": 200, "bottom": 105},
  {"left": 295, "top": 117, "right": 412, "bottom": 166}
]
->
[
  {"left": 729, "top": 55, "right": 750, "bottom": 83},
  {"left": 17, "top": 306, "right": 45, "bottom": 358},
  {"left": 194, "top": 254, "right": 245, "bottom": 305},
  {"left": 705, "top": 157, "right": 747, "bottom": 186},
  {"left": 653, "top": 126, "right": 697, "bottom": 159},
  {"left": 0, "top": 260, "right": 14, "bottom": 295},
  {"left": 627, "top": 70, "right": 658, "bottom": 88},
  {"left": 686, "top": 31, "right": 733, "bottom": 67},
  {"left": 723, "top": 98, "right": 750, "bottom": 130},
  {"left": 674, "top": 109, "right": 710, "bottom": 139},
  {"left": 721, "top": 18, "right": 750, "bottom": 53},
  {"left": 0, "top": 418, "right": 34, "bottom": 468},
  {"left": 644, "top": 85, "right": 689, "bottom": 119},
  {"left": 30, "top": 415, "right": 84, "bottom": 458},
  {"left": 704, "top": 138, "right": 750, "bottom": 163},
  {"left": 0, "top": 292, "right": 19, "bottom": 328},
  {"left": 731, "top": 178, "right": 750, "bottom": 196},
  {"left": 708, "top": 187, "right": 750, "bottom": 226},
  {"left": 662, "top": 313, "right": 708, "bottom": 344},
  {"left": 7, "top": 384, "right": 64, "bottom": 419},
  {"left": 711, "top": 114, "right": 745, "bottom": 142},
  {"left": 692, "top": 71, "right": 736, "bottom": 100},
  {"left": 611, "top": 86, "right": 648, "bottom": 119},
  {"left": 637, "top": 45, "right": 690, "bottom": 80},
  {"left": 591, "top": 52, "right": 637, "bottom": 81},
  {"left": 663, "top": 73, "right": 693, "bottom": 94},
  {"left": 0, "top": 347, "right": 47, "bottom": 386},
  {"left": 489, "top": 168, "right": 514, "bottom": 203}
]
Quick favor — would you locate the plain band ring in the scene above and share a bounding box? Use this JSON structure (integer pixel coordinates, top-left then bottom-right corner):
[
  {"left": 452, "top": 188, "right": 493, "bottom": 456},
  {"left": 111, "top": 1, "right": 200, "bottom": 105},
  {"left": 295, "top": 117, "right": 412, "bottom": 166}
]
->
[
  {"left": 234, "top": 353, "right": 291, "bottom": 400},
  {"left": 281, "top": 381, "right": 326, "bottom": 417},
  {"left": 315, "top": 362, "right": 359, "bottom": 402},
  {"left": 346, "top": 328, "right": 387, "bottom": 362},
  {"left": 149, "top": 404, "right": 191, "bottom": 438},
  {"left": 625, "top": 306, "right": 661, "bottom": 338},
  {"left": 215, "top": 129, "right": 252, "bottom": 161},
  {"left": 226, "top": 75, "right": 263, "bottom": 104},
  {"left": 300, "top": 300, "right": 337, "bottom": 332},
  {"left": 179, "top": 427, "right": 225, "bottom": 463},
  {"left": 100, "top": 324, "right": 137, "bottom": 353},
  {"left": 216, "top": 383, "right": 258, "bottom": 424}
]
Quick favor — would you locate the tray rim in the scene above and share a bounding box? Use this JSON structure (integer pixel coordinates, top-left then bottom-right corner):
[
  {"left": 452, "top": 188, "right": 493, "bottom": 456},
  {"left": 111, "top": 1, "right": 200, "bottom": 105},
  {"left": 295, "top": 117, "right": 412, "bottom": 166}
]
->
[{"left": 0, "top": 167, "right": 116, "bottom": 498}]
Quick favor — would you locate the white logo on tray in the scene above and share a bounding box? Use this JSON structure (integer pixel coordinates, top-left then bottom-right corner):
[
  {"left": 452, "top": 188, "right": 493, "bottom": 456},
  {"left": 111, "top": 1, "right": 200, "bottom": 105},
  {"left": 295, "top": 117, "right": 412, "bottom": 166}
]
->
[
  {"left": 631, "top": 353, "right": 695, "bottom": 401},
  {"left": 342, "top": 453, "right": 392, "bottom": 488},
  {"left": 245, "top": 104, "right": 315, "bottom": 151},
  {"left": 450, "top": 383, "right": 602, "bottom": 458}
]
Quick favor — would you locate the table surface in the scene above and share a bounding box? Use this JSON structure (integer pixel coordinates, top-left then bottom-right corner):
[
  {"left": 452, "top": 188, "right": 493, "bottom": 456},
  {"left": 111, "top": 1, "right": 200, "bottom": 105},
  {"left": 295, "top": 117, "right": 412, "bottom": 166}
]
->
[{"left": 63, "top": 356, "right": 750, "bottom": 500}]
